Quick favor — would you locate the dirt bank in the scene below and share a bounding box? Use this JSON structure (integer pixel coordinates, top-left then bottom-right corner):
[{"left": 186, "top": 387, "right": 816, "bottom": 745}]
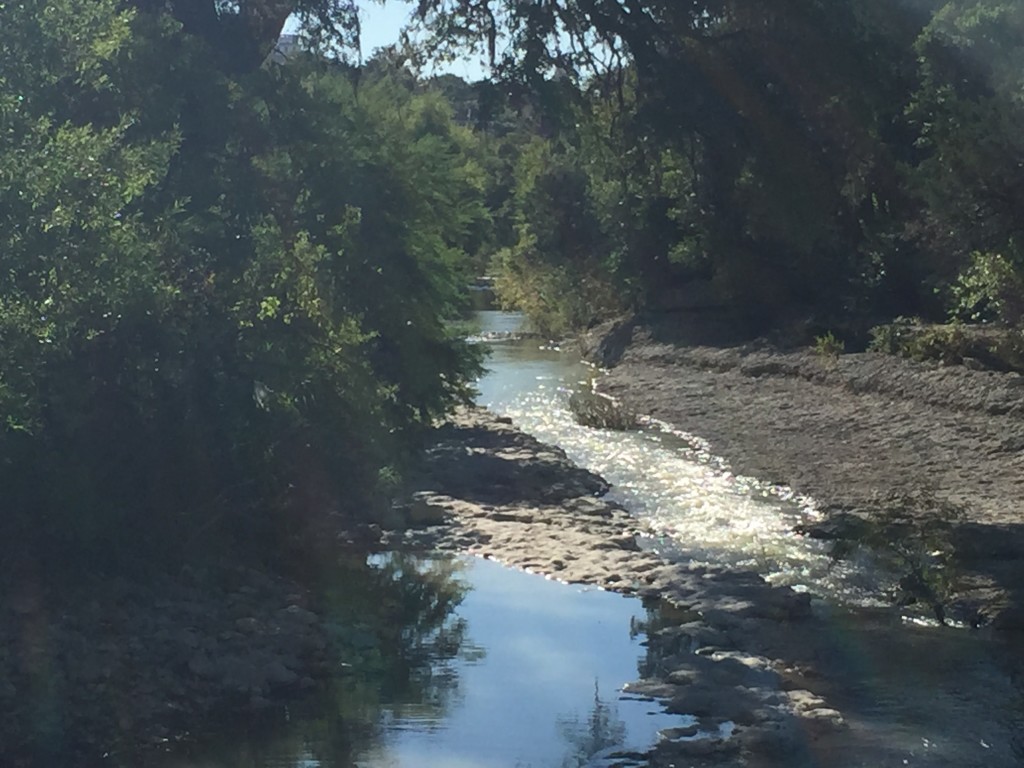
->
[
  {"left": 6, "top": 389, "right": 1020, "bottom": 766},
  {"left": 0, "top": 563, "right": 331, "bottom": 766},
  {"left": 587, "top": 319, "right": 1024, "bottom": 629},
  {"left": 395, "top": 408, "right": 1023, "bottom": 767}
]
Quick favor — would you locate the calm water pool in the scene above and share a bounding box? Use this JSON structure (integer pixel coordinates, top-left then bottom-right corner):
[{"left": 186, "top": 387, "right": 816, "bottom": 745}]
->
[{"left": 161, "top": 555, "right": 683, "bottom": 768}]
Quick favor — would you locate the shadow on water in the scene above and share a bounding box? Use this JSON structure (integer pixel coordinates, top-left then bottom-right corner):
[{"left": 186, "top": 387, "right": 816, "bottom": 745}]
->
[
  {"left": 154, "top": 552, "right": 472, "bottom": 768},
  {"left": 801, "top": 607, "right": 1024, "bottom": 767},
  {"left": 628, "top": 595, "right": 1024, "bottom": 767}
]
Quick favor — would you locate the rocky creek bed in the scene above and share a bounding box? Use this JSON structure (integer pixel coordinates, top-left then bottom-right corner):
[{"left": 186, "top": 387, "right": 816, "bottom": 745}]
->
[
  {"left": 4, "top": 397, "right": 1022, "bottom": 766},
  {"left": 392, "top": 408, "right": 1023, "bottom": 767},
  {"left": 586, "top": 319, "right": 1024, "bottom": 631}
]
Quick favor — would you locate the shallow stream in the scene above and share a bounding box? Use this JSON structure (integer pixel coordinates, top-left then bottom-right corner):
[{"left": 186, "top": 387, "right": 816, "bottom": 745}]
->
[
  {"left": 469, "top": 311, "right": 1024, "bottom": 767},
  {"left": 470, "top": 312, "right": 884, "bottom": 605},
  {"left": 168, "top": 310, "right": 1023, "bottom": 767},
  {"left": 162, "top": 553, "right": 679, "bottom": 768}
]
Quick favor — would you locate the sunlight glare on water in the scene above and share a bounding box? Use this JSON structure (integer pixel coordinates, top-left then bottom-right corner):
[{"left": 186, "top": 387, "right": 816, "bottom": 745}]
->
[{"left": 472, "top": 312, "right": 890, "bottom": 606}]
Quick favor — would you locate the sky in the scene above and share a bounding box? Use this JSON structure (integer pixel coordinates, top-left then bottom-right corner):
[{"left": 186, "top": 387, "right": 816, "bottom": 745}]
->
[{"left": 358, "top": 0, "right": 491, "bottom": 81}]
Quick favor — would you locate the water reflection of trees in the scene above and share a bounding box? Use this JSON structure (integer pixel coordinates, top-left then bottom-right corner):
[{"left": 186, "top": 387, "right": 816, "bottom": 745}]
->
[
  {"left": 631, "top": 599, "right": 700, "bottom": 681},
  {"left": 556, "top": 681, "right": 628, "bottom": 768},
  {"left": 188, "top": 552, "right": 477, "bottom": 768}
]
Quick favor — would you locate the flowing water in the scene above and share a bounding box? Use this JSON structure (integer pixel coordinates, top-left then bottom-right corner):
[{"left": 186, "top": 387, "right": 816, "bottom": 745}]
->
[
  {"left": 469, "top": 312, "right": 887, "bottom": 605},
  {"left": 166, "top": 309, "right": 1023, "bottom": 767},
  {"left": 468, "top": 310, "right": 1024, "bottom": 767}
]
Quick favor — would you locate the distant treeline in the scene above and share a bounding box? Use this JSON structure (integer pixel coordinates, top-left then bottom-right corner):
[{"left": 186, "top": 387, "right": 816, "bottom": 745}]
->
[{"left": 439, "top": 1, "right": 1024, "bottom": 340}]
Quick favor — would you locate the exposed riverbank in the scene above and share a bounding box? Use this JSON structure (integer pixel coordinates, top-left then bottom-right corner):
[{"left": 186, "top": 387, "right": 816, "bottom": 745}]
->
[
  {"left": 585, "top": 318, "right": 1024, "bottom": 630},
  {"left": 394, "top": 407, "right": 1023, "bottom": 767},
  {"left": 4, "top": 397, "right": 1021, "bottom": 766},
  {"left": 0, "top": 563, "right": 329, "bottom": 766}
]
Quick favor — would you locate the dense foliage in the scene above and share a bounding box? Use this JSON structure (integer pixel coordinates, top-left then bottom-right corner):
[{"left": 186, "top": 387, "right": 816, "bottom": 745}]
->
[
  {"left": 0, "top": 0, "right": 486, "bottom": 561},
  {"left": 416, "top": 0, "right": 1024, "bottom": 340},
  {"left": 4, "top": 0, "right": 1024, "bottom": 561}
]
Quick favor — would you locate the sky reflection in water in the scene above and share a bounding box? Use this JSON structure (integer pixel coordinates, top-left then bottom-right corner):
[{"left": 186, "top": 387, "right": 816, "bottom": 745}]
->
[
  {"left": 166, "top": 555, "right": 679, "bottom": 768},
  {"left": 352, "top": 556, "right": 678, "bottom": 768}
]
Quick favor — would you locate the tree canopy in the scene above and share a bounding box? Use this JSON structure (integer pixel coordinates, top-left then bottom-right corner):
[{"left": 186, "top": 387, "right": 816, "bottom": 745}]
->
[
  {"left": 3, "top": 0, "right": 1024, "bottom": 562},
  {"left": 417, "top": 0, "right": 1024, "bottom": 337},
  {"left": 0, "top": 0, "right": 487, "bottom": 562}
]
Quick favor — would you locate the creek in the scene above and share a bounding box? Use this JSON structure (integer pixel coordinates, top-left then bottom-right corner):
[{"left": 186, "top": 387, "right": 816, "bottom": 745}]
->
[
  {"left": 166, "top": 310, "right": 1023, "bottom": 767},
  {"left": 469, "top": 310, "right": 1024, "bottom": 767},
  {"left": 159, "top": 552, "right": 681, "bottom": 768},
  {"left": 470, "top": 312, "right": 884, "bottom": 606}
]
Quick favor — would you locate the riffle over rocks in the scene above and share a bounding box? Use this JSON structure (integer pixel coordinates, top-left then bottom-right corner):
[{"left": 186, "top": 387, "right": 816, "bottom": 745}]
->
[
  {"left": 588, "top": 322, "right": 1024, "bottom": 631},
  {"left": 391, "top": 408, "right": 976, "bottom": 767}
]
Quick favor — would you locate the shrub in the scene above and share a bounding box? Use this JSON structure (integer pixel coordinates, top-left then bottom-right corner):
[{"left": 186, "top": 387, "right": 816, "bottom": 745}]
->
[
  {"left": 867, "top": 316, "right": 918, "bottom": 355},
  {"left": 869, "top": 321, "right": 970, "bottom": 365},
  {"left": 813, "top": 331, "right": 845, "bottom": 360},
  {"left": 951, "top": 250, "right": 1024, "bottom": 326},
  {"left": 0, "top": 4, "right": 484, "bottom": 562}
]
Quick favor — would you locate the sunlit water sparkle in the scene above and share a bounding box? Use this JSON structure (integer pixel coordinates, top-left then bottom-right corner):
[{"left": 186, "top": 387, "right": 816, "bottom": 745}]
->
[
  {"left": 467, "top": 312, "right": 1024, "bottom": 766},
  {"left": 471, "top": 313, "right": 892, "bottom": 607}
]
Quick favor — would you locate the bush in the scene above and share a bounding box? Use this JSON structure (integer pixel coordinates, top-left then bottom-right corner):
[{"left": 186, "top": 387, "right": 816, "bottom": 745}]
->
[
  {"left": 951, "top": 250, "right": 1024, "bottom": 326},
  {"left": 869, "top": 320, "right": 965, "bottom": 363},
  {"left": 491, "top": 139, "right": 624, "bottom": 336},
  {"left": 813, "top": 331, "right": 845, "bottom": 360},
  {"left": 0, "top": 3, "right": 484, "bottom": 562},
  {"left": 867, "top": 317, "right": 918, "bottom": 355}
]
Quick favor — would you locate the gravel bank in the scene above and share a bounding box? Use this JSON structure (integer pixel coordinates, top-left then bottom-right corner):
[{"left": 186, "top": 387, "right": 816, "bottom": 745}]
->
[
  {"left": 588, "top": 320, "right": 1024, "bottom": 628},
  {"left": 391, "top": 408, "right": 1023, "bottom": 767},
  {"left": 0, "top": 564, "right": 329, "bottom": 766}
]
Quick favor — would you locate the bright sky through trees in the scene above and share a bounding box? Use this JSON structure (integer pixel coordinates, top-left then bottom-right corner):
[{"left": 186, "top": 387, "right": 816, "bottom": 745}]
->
[
  {"left": 282, "top": 1, "right": 490, "bottom": 79},
  {"left": 361, "top": 0, "right": 490, "bottom": 80}
]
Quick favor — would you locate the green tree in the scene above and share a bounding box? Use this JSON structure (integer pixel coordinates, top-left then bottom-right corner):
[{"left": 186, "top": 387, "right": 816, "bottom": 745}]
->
[
  {"left": 908, "top": 1, "right": 1024, "bottom": 325},
  {"left": 494, "top": 135, "right": 621, "bottom": 336},
  {"left": 128, "top": 0, "right": 363, "bottom": 72},
  {"left": 0, "top": 0, "right": 485, "bottom": 561},
  {"left": 419, "top": 1, "right": 941, "bottom": 332}
]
